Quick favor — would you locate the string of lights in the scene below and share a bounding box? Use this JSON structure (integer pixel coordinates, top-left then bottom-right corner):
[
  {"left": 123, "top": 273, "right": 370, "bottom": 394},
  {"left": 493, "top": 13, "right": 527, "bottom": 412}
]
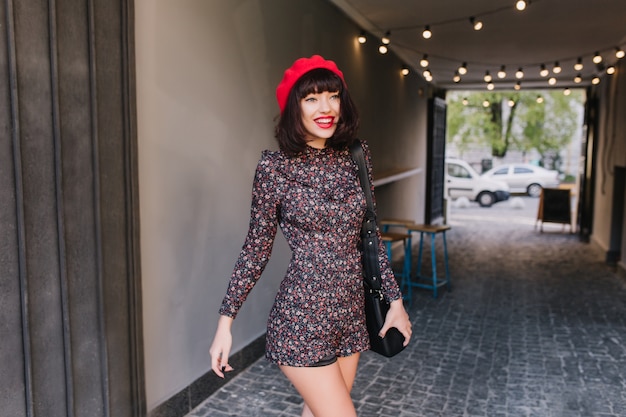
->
[
  {"left": 355, "top": 0, "right": 624, "bottom": 89},
  {"left": 386, "top": 1, "right": 533, "bottom": 35}
]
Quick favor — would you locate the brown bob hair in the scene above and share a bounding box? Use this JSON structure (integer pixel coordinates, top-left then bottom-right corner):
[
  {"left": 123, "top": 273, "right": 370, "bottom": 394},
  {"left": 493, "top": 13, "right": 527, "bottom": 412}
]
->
[{"left": 275, "top": 68, "right": 359, "bottom": 156}]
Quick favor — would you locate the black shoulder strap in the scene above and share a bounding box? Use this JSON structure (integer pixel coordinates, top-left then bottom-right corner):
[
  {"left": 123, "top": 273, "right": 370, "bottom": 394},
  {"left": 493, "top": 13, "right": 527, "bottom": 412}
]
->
[
  {"left": 349, "top": 141, "right": 375, "bottom": 218},
  {"left": 350, "top": 141, "right": 382, "bottom": 291}
]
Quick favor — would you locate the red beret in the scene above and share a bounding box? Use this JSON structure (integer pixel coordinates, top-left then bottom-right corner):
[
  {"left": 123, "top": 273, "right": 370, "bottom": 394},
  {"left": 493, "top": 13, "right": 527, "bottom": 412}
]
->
[{"left": 276, "top": 55, "right": 346, "bottom": 113}]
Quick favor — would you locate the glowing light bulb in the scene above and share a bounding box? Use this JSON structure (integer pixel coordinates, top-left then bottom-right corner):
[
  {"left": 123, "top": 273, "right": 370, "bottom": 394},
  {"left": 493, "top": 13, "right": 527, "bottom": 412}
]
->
[
  {"left": 420, "top": 54, "right": 429, "bottom": 68},
  {"left": 553, "top": 62, "right": 562, "bottom": 74},
  {"left": 515, "top": 67, "right": 524, "bottom": 79},
  {"left": 508, "top": 99, "right": 515, "bottom": 107},
  {"left": 548, "top": 77, "right": 557, "bottom": 85},
  {"left": 592, "top": 52, "right": 602, "bottom": 64},
  {"left": 484, "top": 71, "right": 492, "bottom": 82},
  {"left": 358, "top": 32, "right": 367, "bottom": 44},
  {"left": 482, "top": 100, "right": 490, "bottom": 107},
  {"left": 382, "top": 32, "right": 391, "bottom": 45},
  {"left": 470, "top": 17, "right": 483, "bottom": 31},
  {"left": 497, "top": 66, "right": 507, "bottom": 79},
  {"left": 453, "top": 72, "right": 461, "bottom": 83},
  {"left": 458, "top": 62, "right": 468, "bottom": 75},
  {"left": 422, "top": 26, "right": 432, "bottom": 39},
  {"left": 607, "top": 66, "right": 616, "bottom": 75},
  {"left": 401, "top": 67, "right": 409, "bottom": 76},
  {"left": 564, "top": 88, "right": 571, "bottom": 96},
  {"left": 574, "top": 58, "right": 583, "bottom": 71},
  {"left": 536, "top": 96, "right": 544, "bottom": 104},
  {"left": 514, "top": 81, "right": 522, "bottom": 90},
  {"left": 462, "top": 98, "right": 469, "bottom": 106},
  {"left": 487, "top": 82, "right": 495, "bottom": 90},
  {"left": 539, "top": 64, "right": 549, "bottom": 77},
  {"left": 574, "top": 74, "right": 582, "bottom": 84},
  {"left": 616, "top": 48, "right": 625, "bottom": 59},
  {"left": 379, "top": 45, "right": 388, "bottom": 54},
  {"left": 516, "top": 0, "right": 527, "bottom": 11},
  {"left": 592, "top": 76, "right": 601, "bottom": 85}
]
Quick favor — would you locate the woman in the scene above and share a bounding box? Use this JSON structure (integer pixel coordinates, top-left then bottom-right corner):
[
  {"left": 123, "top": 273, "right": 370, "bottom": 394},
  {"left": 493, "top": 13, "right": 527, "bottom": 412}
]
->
[{"left": 209, "top": 55, "right": 412, "bottom": 417}]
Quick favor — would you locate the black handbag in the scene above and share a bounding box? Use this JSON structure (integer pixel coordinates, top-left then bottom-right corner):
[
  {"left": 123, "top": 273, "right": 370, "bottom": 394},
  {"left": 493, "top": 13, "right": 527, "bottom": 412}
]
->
[{"left": 350, "top": 142, "right": 406, "bottom": 358}]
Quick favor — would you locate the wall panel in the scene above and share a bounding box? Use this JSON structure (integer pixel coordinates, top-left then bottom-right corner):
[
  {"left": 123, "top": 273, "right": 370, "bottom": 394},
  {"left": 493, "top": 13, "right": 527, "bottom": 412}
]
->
[
  {"left": 0, "top": 4, "right": 28, "bottom": 415},
  {"left": 0, "top": 0, "right": 144, "bottom": 416}
]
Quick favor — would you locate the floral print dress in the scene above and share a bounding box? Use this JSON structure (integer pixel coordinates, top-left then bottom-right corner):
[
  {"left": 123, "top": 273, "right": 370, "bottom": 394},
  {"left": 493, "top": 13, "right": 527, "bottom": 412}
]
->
[{"left": 219, "top": 140, "right": 401, "bottom": 366}]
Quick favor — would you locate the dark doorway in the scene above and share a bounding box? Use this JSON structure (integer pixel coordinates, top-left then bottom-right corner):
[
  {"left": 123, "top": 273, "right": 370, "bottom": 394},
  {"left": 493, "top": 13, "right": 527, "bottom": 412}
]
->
[
  {"left": 425, "top": 96, "right": 447, "bottom": 224},
  {"left": 607, "top": 166, "right": 625, "bottom": 264}
]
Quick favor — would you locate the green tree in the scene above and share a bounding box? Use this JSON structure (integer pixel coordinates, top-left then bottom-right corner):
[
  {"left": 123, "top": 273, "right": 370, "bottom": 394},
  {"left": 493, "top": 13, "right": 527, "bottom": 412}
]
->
[
  {"left": 517, "top": 91, "right": 582, "bottom": 169},
  {"left": 447, "top": 90, "right": 583, "bottom": 167}
]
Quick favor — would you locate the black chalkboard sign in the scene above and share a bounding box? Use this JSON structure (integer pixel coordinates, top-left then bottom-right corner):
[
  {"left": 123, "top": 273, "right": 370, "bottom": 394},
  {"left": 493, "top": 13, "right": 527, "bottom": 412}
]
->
[{"left": 537, "top": 188, "right": 571, "bottom": 232}]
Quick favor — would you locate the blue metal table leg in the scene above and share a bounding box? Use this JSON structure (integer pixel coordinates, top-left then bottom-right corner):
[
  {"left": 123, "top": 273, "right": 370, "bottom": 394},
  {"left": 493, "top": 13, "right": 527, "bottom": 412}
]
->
[
  {"left": 406, "top": 234, "right": 412, "bottom": 280},
  {"left": 382, "top": 234, "right": 412, "bottom": 305},
  {"left": 430, "top": 232, "right": 438, "bottom": 298},
  {"left": 404, "top": 231, "right": 413, "bottom": 308},
  {"left": 403, "top": 234, "right": 412, "bottom": 306},
  {"left": 443, "top": 231, "right": 451, "bottom": 290},
  {"left": 416, "top": 231, "right": 424, "bottom": 280}
]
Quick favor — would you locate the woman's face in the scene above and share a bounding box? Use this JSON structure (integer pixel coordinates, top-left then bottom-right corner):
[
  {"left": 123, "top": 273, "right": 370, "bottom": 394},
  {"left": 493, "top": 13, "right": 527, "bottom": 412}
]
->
[{"left": 300, "top": 90, "right": 341, "bottom": 148}]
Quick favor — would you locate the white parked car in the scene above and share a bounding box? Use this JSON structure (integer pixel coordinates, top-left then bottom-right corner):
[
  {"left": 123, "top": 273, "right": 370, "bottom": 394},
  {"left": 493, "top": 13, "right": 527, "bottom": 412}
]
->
[
  {"left": 445, "top": 158, "right": 510, "bottom": 207},
  {"left": 481, "top": 163, "right": 560, "bottom": 197}
]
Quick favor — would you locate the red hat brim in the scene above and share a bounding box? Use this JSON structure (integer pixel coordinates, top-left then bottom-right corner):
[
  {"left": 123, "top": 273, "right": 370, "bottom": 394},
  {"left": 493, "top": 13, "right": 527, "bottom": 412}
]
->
[{"left": 276, "top": 55, "right": 345, "bottom": 113}]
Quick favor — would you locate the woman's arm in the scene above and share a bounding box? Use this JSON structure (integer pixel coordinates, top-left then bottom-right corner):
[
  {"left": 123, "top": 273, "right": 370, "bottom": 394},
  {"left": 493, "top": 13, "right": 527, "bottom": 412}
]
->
[
  {"left": 360, "top": 141, "right": 412, "bottom": 345},
  {"left": 210, "top": 152, "right": 282, "bottom": 376},
  {"left": 218, "top": 152, "right": 281, "bottom": 319},
  {"left": 361, "top": 141, "right": 403, "bottom": 302}
]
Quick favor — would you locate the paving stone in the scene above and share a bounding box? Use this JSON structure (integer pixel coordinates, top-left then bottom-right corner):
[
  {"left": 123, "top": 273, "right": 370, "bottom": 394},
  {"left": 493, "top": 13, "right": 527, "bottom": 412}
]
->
[{"left": 187, "top": 198, "right": 626, "bottom": 416}]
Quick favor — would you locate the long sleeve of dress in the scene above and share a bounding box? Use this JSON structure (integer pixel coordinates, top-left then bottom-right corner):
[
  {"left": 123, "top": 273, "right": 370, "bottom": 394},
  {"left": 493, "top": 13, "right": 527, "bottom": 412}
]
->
[
  {"left": 219, "top": 152, "right": 280, "bottom": 319},
  {"left": 361, "top": 141, "right": 403, "bottom": 303}
]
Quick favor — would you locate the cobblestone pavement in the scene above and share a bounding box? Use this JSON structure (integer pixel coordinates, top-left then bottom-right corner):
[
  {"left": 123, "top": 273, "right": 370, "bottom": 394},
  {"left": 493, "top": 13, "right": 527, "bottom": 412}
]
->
[{"left": 189, "top": 197, "right": 626, "bottom": 417}]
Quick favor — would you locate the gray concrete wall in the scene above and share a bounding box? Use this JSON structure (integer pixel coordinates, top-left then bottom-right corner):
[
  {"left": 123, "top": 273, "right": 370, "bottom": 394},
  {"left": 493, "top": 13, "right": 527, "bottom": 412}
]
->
[
  {"left": 134, "top": 0, "right": 429, "bottom": 410},
  {"left": 592, "top": 59, "right": 626, "bottom": 270},
  {"left": 0, "top": 1, "right": 143, "bottom": 416}
]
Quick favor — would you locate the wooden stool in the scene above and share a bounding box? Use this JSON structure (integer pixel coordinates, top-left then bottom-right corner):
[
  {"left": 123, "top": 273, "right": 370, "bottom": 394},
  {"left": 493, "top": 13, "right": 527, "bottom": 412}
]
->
[
  {"left": 380, "top": 231, "right": 412, "bottom": 304},
  {"left": 406, "top": 224, "right": 451, "bottom": 298}
]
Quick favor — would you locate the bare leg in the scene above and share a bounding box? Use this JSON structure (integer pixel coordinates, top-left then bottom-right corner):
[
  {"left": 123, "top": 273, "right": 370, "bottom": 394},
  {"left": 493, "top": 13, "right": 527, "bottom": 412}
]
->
[
  {"left": 281, "top": 353, "right": 361, "bottom": 417},
  {"left": 336, "top": 353, "right": 360, "bottom": 392}
]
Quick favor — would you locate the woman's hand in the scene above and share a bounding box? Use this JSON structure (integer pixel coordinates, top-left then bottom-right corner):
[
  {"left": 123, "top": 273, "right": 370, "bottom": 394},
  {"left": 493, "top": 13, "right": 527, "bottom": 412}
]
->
[
  {"left": 209, "top": 315, "right": 235, "bottom": 378},
  {"left": 379, "top": 299, "right": 412, "bottom": 346}
]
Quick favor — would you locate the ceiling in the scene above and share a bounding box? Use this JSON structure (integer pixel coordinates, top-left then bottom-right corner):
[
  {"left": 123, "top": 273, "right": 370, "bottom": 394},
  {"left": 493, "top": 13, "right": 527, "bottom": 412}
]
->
[{"left": 329, "top": 0, "right": 626, "bottom": 90}]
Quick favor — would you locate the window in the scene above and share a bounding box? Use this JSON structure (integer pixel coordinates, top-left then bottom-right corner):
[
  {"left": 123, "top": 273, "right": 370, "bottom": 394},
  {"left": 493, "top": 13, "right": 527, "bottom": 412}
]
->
[
  {"left": 448, "top": 163, "right": 471, "bottom": 179},
  {"left": 514, "top": 166, "right": 534, "bottom": 174}
]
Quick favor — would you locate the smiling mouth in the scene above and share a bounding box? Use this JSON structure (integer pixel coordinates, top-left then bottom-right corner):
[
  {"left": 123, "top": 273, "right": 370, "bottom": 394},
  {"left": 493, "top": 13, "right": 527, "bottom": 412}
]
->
[{"left": 314, "top": 117, "right": 335, "bottom": 128}]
